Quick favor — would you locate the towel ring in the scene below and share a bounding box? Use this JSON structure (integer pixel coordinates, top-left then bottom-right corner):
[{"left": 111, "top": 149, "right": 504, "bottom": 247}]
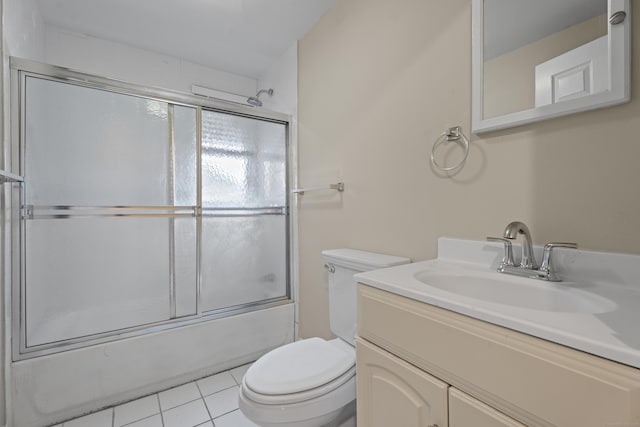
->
[{"left": 430, "top": 126, "right": 470, "bottom": 172}]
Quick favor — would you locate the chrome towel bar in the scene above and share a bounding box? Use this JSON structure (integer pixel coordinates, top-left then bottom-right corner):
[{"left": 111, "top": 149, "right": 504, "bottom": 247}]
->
[{"left": 292, "top": 182, "right": 344, "bottom": 195}]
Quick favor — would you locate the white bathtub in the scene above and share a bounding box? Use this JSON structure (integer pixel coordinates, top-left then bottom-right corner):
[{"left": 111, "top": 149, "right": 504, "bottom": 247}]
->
[{"left": 10, "top": 303, "right": 294, "bottom": 427}]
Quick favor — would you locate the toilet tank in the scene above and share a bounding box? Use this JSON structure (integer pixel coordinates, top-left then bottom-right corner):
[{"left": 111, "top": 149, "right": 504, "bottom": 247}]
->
[{"left": 321, "top": 249, "right": 410, "bottom": 345}]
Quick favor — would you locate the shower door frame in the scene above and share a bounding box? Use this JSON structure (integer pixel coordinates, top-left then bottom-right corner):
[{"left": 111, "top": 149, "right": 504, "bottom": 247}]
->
[{"left": 9, "top": 57, "right": 294, "bottom": 360}]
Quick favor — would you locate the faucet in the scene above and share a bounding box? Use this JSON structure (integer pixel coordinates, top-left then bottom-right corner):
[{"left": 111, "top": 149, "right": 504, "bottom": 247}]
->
[
  {"left": 503, "top": 221, "right": 537, "bottom": 269},
  {"left": 487, "top": 221, "right": 577, "bottom": 282}
]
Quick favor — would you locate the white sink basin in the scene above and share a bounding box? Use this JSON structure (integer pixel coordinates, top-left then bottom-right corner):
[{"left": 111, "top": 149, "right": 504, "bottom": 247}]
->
[
  {"left": 414, "top": 270, "right": 616, "bottom": 314},
  {"left": 355, "top": 238, "right": 640, "bottom": 368}
]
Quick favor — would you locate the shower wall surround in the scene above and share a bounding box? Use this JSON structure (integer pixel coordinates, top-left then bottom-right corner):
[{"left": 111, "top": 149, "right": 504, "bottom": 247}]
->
[{"left": 8, "top": 59, "right": 294, "bottom": 426}]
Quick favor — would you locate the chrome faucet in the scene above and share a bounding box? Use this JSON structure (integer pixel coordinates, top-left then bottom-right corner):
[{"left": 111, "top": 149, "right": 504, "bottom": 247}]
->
[
  {"left": 503, "top": 221, "right": 537, "bottom": 269},
  {"left": 487, "top": 221, "right": 577, "bottom": 282}
]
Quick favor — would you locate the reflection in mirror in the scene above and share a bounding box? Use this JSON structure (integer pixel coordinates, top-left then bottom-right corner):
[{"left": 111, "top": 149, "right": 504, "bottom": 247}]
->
[
  {"left": 472, "top": 0, "right": 631, "bottom": 133},
  {"left": 483, "top": 0, "right": 608, "bottom": 119}
]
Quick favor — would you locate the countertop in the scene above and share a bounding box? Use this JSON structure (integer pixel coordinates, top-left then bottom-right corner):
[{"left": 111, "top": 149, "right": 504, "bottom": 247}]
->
[{"left": 355, "top": 237, "right": 640, "bottom": 369}]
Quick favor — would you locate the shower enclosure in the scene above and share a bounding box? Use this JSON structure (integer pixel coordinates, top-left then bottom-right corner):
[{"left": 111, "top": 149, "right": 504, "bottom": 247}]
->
[
  {"left": 6, "top": 58, "right": 294, "bottom": 426},
  {"left": 13, "top": 59, "right": 291, "bottom": 356}
]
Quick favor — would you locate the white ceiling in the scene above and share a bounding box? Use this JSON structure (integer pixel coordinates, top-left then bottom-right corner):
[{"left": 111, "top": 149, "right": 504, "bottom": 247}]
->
[
  {"left": 484, "top": 0, "right": 607, "bottom": 59},
  {"left": 37, "top": 0, "right": 336, "bottom": 79}
]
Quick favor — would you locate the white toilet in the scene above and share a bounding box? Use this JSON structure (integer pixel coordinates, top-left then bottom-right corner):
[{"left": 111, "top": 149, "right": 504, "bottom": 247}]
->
[{"left": 239, "top": 249, "right": 410, "bottom": 427}]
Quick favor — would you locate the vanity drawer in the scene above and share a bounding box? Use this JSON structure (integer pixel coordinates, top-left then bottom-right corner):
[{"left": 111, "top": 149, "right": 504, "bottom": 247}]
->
[
  {"left": 358, "top": 284, "right": 640, "bottom": 427},
  {"left": 449, "top": 388, "right": 525, "bottom": 427}
]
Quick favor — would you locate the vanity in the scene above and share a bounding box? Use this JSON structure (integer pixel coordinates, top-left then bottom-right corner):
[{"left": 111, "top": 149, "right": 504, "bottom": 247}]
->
[
  {"left": 353, "top": 0, "right": 639, "bottom": 423},
  {"left": 354, "top": 238, "right": 640, "bottom": 427}
]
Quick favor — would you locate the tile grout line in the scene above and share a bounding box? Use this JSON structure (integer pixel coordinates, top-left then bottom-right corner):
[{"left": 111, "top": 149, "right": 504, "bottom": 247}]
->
[
  {"left": 211, "top": 407, "right": 238, "bottom": 421},
  {"left": 160, "top": 394, "right": 204, "bottom": 413},
  {"left": 203, "top": 383, "right": 238, "bottom": 398},
  {"left": 207, "top": 381, "right": 245, "bottom": 421},
  {"left": 120, "top": 412, "right": 163, "bottom": 427},
  {"left": 116, "top": 395, "right": 163, "bottom": 427},
  {"left": 157, "top": 394, "right": 166, "bottom": 427},
  {"left": 194, "top": 379, "right": 215, "bottom": 422}
]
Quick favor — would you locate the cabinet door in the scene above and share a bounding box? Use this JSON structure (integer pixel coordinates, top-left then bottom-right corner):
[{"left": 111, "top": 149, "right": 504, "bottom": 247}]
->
[
  {"left": 449, "top": 388, "right": 525, "bottom": 427},
  {"left": 356, "top": 338, "right": 448, "bottom": 427}
]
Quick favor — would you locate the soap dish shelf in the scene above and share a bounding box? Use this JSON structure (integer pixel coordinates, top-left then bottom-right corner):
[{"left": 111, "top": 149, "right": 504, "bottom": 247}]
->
[{"left": 0, "top": 170, "right": 23, "bottom": 183}]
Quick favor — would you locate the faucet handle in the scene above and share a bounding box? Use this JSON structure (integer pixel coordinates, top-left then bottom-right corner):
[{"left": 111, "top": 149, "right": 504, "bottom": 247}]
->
[
  {"left": 543, "top": 242, "right": 578, "bottom": 249},
  {"left": 539, "top": 242, "right": 577, "bottom": 281},
  {"left": 486, "top": 237, "right": 515, "bottom": 269}
]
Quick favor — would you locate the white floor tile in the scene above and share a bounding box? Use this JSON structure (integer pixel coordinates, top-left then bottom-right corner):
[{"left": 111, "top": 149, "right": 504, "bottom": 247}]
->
[
  {"left": 60, "top": 362, "right": 259, "bottom": 427},
  {"left": 64, "top": 409, "right": 113, "bottom": 427},
  {"left": 229, "top": 364, "right": 252, "bottom": 385},
  {"left": 124, "top": 414, "right": 163, "bottom": 427},
  {"left": 159, "top": 382, "right": 202, "bottom": 411},
  {"left": 114, "top": 395, "right": 160, "bottom": 426},
  {"left": 162, "top": 399, "right": 211, "bottom": 427},
  {"left": 204, "top": 386, "right": 239, "bottom": 418},
  {"left": 197, "top": 371, "right": 236, "bottom": 396},
  {"left": 213, "top": 410, "right": 259, "bottom": 427}
]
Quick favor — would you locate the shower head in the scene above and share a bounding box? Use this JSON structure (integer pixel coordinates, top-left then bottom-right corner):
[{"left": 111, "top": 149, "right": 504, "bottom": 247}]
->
[
  {"left": 247, "top": 88, "right": 273, "bottom": 107},
  {"left": 246, "top": 97, "right": 262, "bottom": 107}
]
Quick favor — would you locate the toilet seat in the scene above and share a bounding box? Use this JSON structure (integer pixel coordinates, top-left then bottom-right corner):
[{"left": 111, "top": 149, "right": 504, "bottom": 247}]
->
[
  {"left": 239, "top": 367, "right": 356, "bottom": 427},
  {"left": 243, "top": 364, "right": 355, "bottom": 405},
  {"left": 243, "top": 338, "right": 355, "bottom": 405}
]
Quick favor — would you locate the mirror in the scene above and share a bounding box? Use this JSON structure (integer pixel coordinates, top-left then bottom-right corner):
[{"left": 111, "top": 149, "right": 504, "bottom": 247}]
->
[{"left": 472, "top": 0, "right": 631, "bottom": 133}]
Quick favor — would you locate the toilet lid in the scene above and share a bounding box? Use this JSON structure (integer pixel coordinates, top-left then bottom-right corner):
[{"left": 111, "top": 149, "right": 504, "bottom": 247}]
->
[{"left": 244, "top": 338, "right": 355, "bottom": 395}]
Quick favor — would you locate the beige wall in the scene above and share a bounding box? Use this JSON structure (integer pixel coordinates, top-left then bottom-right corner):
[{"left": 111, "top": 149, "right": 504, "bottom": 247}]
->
[
  {"left": 297, "top": 0, "right": 640, "bottom": 339},
  {"left": 484, "top": 14, "right": 607, "bottom": 118}
]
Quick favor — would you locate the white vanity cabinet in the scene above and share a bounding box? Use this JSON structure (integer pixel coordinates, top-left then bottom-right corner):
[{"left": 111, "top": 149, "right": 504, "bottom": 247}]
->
[
  {"left": 356, "top": 338, "right": 448, "bottom": 427},
  {"left": 356, "top": 284, "right": 640, "bottom": 427}
]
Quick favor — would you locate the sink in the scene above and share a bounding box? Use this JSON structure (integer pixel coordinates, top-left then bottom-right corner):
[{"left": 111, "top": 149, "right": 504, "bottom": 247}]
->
[
  {"left": 355, "top": 238, "right": 640, "bottom": 368},
  {"left": 414, "top": 270, "right": 616, "bottom": 314}
]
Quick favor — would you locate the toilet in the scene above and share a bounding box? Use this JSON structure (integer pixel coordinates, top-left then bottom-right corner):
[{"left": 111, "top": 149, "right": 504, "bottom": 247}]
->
[{"left": 239, "top": 249, "right": 410, "bottom": 427}]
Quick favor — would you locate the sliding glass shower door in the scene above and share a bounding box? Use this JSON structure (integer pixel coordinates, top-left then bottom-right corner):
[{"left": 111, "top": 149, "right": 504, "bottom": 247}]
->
[
  {"left": 200, "top": 111, "right": 288, "bottom": 311},
  {"left": 16, "top": 70, "right": 289, "bottom": 357}
]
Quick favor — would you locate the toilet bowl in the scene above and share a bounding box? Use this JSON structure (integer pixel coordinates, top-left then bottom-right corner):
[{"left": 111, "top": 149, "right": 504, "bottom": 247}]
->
[
  {"left": 239, "top": 338, "right": 356, "bottom": 427},
  {"left": 238, "top": 249, "right": 410, "bottom": 427}
]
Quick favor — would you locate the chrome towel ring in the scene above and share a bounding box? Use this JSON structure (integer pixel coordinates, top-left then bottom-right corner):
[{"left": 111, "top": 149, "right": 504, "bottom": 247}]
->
[{"left": 430, "top": 126, "right": 470, "bottom": 172}]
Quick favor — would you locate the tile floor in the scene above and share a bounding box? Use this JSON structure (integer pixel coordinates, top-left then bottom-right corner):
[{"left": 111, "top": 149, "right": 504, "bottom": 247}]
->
[{"left": 53, "top": 363, "right": 258, "bottom": 427}]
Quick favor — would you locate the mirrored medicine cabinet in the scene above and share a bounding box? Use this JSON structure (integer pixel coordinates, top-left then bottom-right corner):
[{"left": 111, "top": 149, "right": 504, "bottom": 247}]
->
[{"left": 472, "top": 0, "right": 631, "bottom": 133}]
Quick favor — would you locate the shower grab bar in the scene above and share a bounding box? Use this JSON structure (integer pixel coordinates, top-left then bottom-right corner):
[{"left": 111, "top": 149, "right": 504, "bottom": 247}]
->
[{"left": 291, "top": 182, "right": 344, "bottom": 195}]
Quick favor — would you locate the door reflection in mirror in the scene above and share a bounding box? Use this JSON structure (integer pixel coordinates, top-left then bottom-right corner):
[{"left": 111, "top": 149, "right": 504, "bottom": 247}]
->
[{"left": 482, "top": 0, "right": 607, "bottom": 119}]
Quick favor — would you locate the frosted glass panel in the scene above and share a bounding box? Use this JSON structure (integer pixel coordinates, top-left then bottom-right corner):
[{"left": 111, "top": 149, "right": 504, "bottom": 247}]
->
[
  {"left": 201, "top": 216, "right": 287, "bottom": 311},
  {"left": 174, "top": 105, "right": 197, "bottom": 206},
  {"left": 25, "top": 218, "right": 171, "bottom": 347},
  {"left": 174, "top": 217, "right": 197, "bottom": 317},
  {"left": 24, "top": 77, "right": 170, "bottom": 206},
  {"left": 201, "top": 110, "right": 286, "bottom": 208}
]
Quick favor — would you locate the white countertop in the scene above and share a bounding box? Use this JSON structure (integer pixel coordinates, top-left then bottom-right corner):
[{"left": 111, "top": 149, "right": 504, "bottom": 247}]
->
[{"left": 355, "top": 238, "right": 640, "bottom": 369}]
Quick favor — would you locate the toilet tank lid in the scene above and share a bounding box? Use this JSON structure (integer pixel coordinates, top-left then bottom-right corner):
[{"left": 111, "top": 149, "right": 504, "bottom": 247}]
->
[{"left": 322, "top": 249, "right": 410, "bottom": 270}]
